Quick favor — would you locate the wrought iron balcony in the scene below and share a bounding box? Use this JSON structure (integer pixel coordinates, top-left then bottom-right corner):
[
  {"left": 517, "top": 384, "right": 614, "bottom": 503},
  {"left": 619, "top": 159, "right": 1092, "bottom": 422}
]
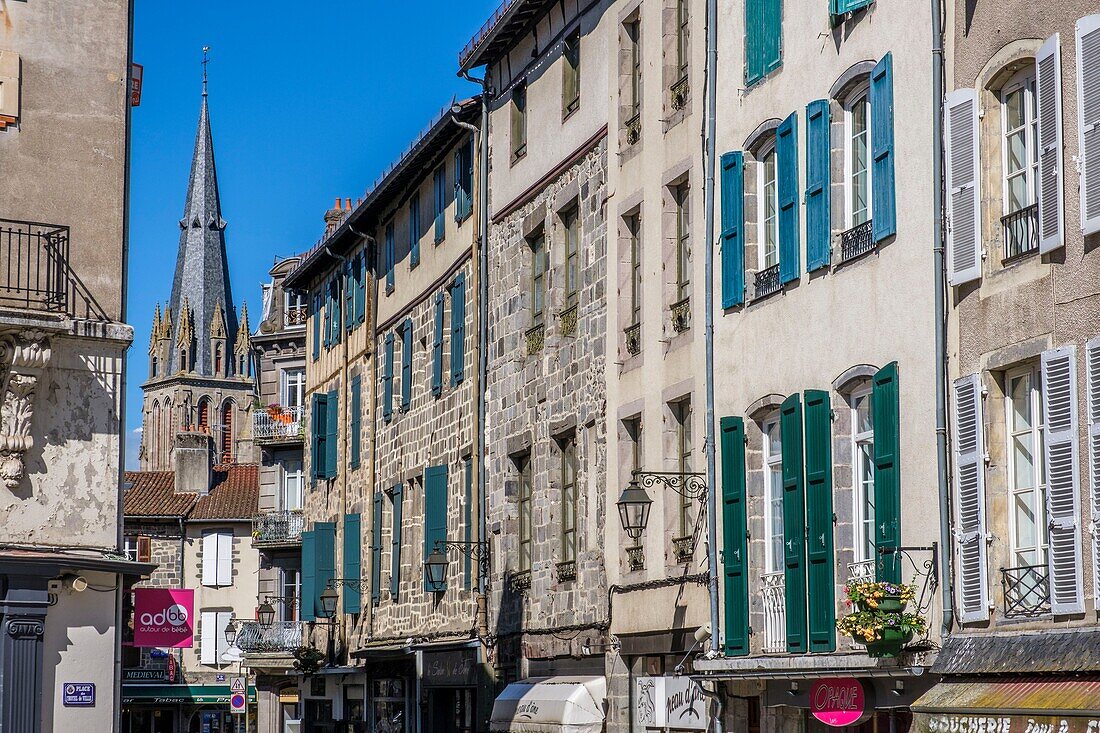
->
[
  {"left": 252, "top": 404, "right": 304, "bottom": 444},
  {"left": 236, "top": 620, "right": 304, "bottom": 654},
  {"left": 846, "top": 558, "right": 876, "bottom": 583},
  {"left": 525, "top": 323, "right": 545, "bottom": 355},
  {"left": 624, "top": 322, "right": 641, "bottom": 356},
  {"left": 670, "top": 75, "right": 690, "bottom": 110},
  {"left": 840, "top": 219, "right": 874, "bottom": 263},
  {"left": 672, "top": 535, "right": 694, "bottom": 563},
  {"left": 285, "top": 304, "right": 308, "bottom": 327},
  {"left": 754, "top": 264, "right": 781, "bottom": 299},
  {"left": 555, "top": 560, "right": 577, "bottom": 582},
  {"left": 252, "top": 510, "right": 305, "bottom": 548},
  {"left": 761, "top": 571, "right": 786, "bottom": 653},
  {"left": 1000, "top": 564, "right": 1050, "bottom": 618},
  {"left": 625, "top": 112, "right": 641, "bottom": 146},
  {"left": 509, "top": 569, "right": 532, "bottom": 593},
  {"left": 0, "top": 218, "right": 107, "bottom": 320},
  {"left": 626, "top": 546, "right": 645, "bottom": 572},
  {"left": 558, "top": 303, "right": 578, "bottom": 337},
  {"left": 670, "top": 296, "right": 691, "bottom": 333},
  {"left": 1002, "top": 203, "right": 1039, "bottom": 260}
]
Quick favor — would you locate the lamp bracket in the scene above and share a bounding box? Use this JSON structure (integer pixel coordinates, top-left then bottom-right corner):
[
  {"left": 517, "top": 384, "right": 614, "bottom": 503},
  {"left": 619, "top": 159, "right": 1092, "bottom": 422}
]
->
[{"left": 632, "top": 470, "right": 708, "bottom": 501}]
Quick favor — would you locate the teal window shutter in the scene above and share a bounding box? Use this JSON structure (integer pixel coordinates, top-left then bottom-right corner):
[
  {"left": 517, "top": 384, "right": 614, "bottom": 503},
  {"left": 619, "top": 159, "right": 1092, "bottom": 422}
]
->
[
  {"left": 777, "top": 112, "right": 800, "bottom": 284},
  {"left": 745, "top": 0, "right": 782, "bottom": 85},
  {"left": 805, "top": 100, "right": 832, "bottom": 272},
  {"left": 301, "top": 530, "right": 316, "bottom": 621},
  {"left": 385, "top": 224, "right": 396, "bottom": 293},
  {"left": 350, "top": 377, "right": 361, "bottom": 469},
  {"left": 383, "top": 333, "right": 394, "bottom": 423},
  {"left": 401, "top": 319, "right": 413, "bottom": 411},
  {"left": 457, "top": 138, "right": 474, "bottom": 221},
  {"left": 345, "top": 261, "right": 355, "bottom": 331},
  {"left": 450, "top": 274, "right": 466, "bottom": 386},
  {"left": 315, "top": 521, "right": 336, "bottom": 617},
  {"left": 391, "top": 484, "right": 404, "bottom": 600},
  {"left": 322, "top": 287, "right": 331, "bottom": 348},
  {"left": 343, "top": 514, "right": 362, "bottom": 614},
  {"left": 424, "top": 464, "right": 449, "bottom": 590},
  {"left": 720, "top": 152, "right": 745, "bottom": 309},
  {"left": 720, "top": 416, "right": 749, "bottom": 656},
  {"left": 432, "top": 292, "right": 444, "bottom": 397},
  {"left": 330, "top": 278, "right": 342, "bottom": 345},
  {"left": 780, "top": 393, "right": 807, "bottom": 653},
  {"left": 804, "top": 390, "right": 836, "bottom": 652},
  {"left": 310, "top": 394, "right": 325, "bottom": 480},
  {"left": 463, "top": 457, "right": 473, "bottom": 590},
  {"left": 870, "top": 53, "right": 896, "bottom": 243},
  {"left": 434, "top": 165, "right": 446, "bottom": 242},
  {"left": 410, "top": 194, "right": 421, "bottom": 268},
  {"left": 325, "top": 389, "right": 338, "bottom": 479},
  {"left": 830, "top": 0, "right": 872, "bottom": 20},
  {"left": 312, "top": 292, "right": 321, "bottom": 361},
  {"left": 358, "top": 254, "right": 366, "bottom": 324},
  {"left": 873, "top": 362, "right": 902, "bottom": 582},
  {"left": 371, "top": 493, "right": 383, "bottom": 606}
]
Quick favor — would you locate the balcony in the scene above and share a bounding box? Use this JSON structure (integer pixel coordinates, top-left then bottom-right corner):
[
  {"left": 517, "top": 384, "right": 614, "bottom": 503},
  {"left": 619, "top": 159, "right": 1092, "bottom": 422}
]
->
[
  {"left": 1001, "top": 564, "right": 1050, "bottom": 619},
  {"left": 670, "top": 75, "right": 689, "bottom": 111},
  {"left": 761, "top": 571, "right": 786, "bottom": 653},
  {"left": 253, "top": 404, "right": 304, "bottom": 444},
  {"left": 252, "top": 510, "right": 305, "bottom": 548},
  {"left": 1002, "top": 203, "right": 1039, "bottom": 260},
  {"left": 624, "top": 322, "right": 641, "bottom": 356},
  {"left": 753, "top": 264, "right": 781, "bottom": 300},
  {"left": 236, "top": 620, "right": 304, "bottom": 654},
  {"left": 0, "top": 218, "right": 107, "bottom": 321},
  {"left": 846, "top": 558, "right": 876, "bottom": 583},
  {"left": 672, "top": 535, "right": 694, "bottom": 563},
  {"left": 558, "top": 303, "right": 578, "bottom": 337},
  {"left": 670, "top": 296, "right": 691, "bottom": 333},
  {"left": 839, "top": 219, "right": 874, "bottom": 263},
  {"left": 525, "top": 323, "right": 545, "bottom": 355},
  {"left": 285, "top": 304, "right": 308, "bottom": 328},
  {"left": 625, "top": 112, "right": 641, "bottom": 146}
]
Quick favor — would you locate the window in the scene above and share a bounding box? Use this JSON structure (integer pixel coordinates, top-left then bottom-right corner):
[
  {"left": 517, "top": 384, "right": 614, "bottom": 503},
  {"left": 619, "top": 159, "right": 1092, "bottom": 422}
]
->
[
  {"left": 851, "top": 388, "right": 876, "bottom": 563},
  {"left": 280, "top": 566, "right": 301, "bottom": 621},
  {"left": 845, "top": 86, "right": 872, "bottom": 228},
  {"left": 220, "top": 402, "right": 234, "bottom": 463},
  {"left": 434, "top": 165, "right": 447, "bottom": 242},
  {"left": 327, "top": 277, "right": 342, "bottom": 345},
  {"left": 511, "top": 82, "right": 528, "bottom": 162},
  {"left": 214, "top": 344, "right": 223, "bottom": 376},
  {"left": 672, "top": 399, "right": 693, "bottom": 537},
  {"left": 530, "top": 231, "right": 547, "bottom": 327},
  {"left": 312, "top": 292, "right": 322, "bottom": 360},
  {"left": 763, "top": 417, "right": 783, "bottom": 573},
  {"left": 409, "top": 192, "right": 421, "bottom": 267},
  {"left": 282, "top": 460, "right": 304, "bottom": 512},
  {"left": 384, "top": 222, "right": 396, "bottom": 293},
  {"left": 563, "top": 29, "right": 581, "bottom": 118},
  {"left": 201, "top": 530, "right": 233, "bottom": 587},
  {"left": 518, "top": 456, "right": 533, "bottom": 572},
  {"left": 197, "top": 399, "right": 210, "bottom": 432},
  {"left": 563, "top": 207, "right": 580, "bottom": 308},
  {"left": 759, "top": 144, "right": 779, "bottom": 269},
  {"left": 284, "top": 289, "right": 307, "bottom": 328},
  {"left": 675, "top": 0, "right": 690, "bottom": 82},
  {"left": 628, "top": 20, "right": 642, "bottom": 118},
  {"left": 674, "top": 184, "right": 691, "bottom": 301},
  {"left": 0, "top": 51, "right": 20, "bottom": 127},
  {"left": 123, "top": 536, "right": 138, "bottom": 562},
  {"left": 449, "top": 275, "right": 466, "bottom": 385},
  {"left": 200, "top": 610, "right": 234, "bottom": 666},
  {"left": 627, "top": 214, "right": 642, "bottom": 327},
  {"left": 1001, "top": 67, "right": 1040, "bottom": 258},
  {"left": 282, "top": 369, "right": 305, "bottom": 409},
  {"left": 1006, "top": 366, "right": 1048, "bottom": 571},
  {"left": 560, "top": 437, "right": 578, "bottom": 564},
  {"left": 351, "top": 375, "right": 363, "bottom": 466},
  {"left": 455, "top": 139, "right": 474, "bottom": 222}
]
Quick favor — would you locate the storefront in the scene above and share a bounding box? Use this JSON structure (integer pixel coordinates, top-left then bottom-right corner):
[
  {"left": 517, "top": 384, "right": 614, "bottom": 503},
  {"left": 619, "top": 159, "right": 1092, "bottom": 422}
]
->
[
  {"left": 120, "top": 684, "right": 257, "bottom": 733},
  {"left": 421, "top": 646, "right": 484, "bottom": 733},
  {"left": 911, "top": 676, "right": 1100, "bottom": 733}
]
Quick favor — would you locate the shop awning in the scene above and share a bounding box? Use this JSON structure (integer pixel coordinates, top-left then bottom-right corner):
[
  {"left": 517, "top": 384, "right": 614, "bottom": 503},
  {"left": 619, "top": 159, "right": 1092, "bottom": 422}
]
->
[
  {"left": 912, "top": 676, "right": 1100, "bottom": 733},
  {"left": 490, "top": 676, "right": 606, "bottom": 733},
  {"left": 122, "top": 684, "right": 257, "bottom": 705}
]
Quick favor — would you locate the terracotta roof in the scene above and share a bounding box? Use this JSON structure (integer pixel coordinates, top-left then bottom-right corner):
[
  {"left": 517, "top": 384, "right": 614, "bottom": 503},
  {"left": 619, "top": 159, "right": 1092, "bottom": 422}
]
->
[
  {"left": 123, "top": 464, "right": 258, "bottom": 521},
  {"left": 123, "top": 471, "right": 197, "bottom": 517}
]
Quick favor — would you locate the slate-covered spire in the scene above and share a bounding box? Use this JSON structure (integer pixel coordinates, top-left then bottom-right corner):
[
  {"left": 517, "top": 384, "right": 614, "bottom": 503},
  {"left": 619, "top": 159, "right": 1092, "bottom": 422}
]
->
[{"left": 165, "top": 86, "right": 238, "bottom": 377}]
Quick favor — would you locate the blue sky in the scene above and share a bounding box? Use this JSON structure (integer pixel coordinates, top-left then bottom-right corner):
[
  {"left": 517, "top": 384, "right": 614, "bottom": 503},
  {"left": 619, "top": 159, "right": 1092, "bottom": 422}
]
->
[{"left": 125, "top": 0, "right": 499, "bottom": 468}]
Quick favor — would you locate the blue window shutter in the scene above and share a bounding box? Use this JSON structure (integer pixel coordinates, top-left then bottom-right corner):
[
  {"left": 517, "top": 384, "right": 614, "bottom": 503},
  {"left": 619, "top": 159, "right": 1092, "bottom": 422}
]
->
[
  {"left": 385, "top": 224, "right": 395, "bottom": 292},
  {"left": 301, "top": 530, "right": 317, "bottom": 621},
  {"left": 455, "top": 139, "right": 473, "bottom": 222},
  {"left": 410, "top": 194, "right": 421, "bottom": 268},
  {"left": 330, "top": 279, "right": 342, "bottom": 345},
  {"left": 872, "top": 361, "right": 902, "bottom": 582},
  {"left": 345, "top": 261, "right": 355, "bottom": 331},
  {"left": 434, "top": 166, "right": 446, "bottom": 242},
  {"left": 777, "top": 112, "right": 800, "bottom": 284},
  {"left": 463, "top": 457, "right": 473, "bottom": 590},
  {"left": 805, "top": 99, "right": 832, "bottom": 272},
  {"left": 353, "top": 255, "right": 366, "bottom": 325},
  {"left": 871, "top": 53, "right": 897, "bottom": 243},
  {"left": 383, "top": 333, "right": 394, "bottom": 423},
  {"left": 450, "top": 275, "right": 466, "bottom": 386},
  {"left": 312, "top": 292, "right": 321, "bottom": 360},
  {"left": 350, "top": 376, "right": 361, "bottom": 469},
  {"left": 391, "top": 484, "right": 404, "bottom": 600},
  {"left": 431, "top": 292, "right": 444, "bottom": 397},
  {"left": 780, "top": 393, "right": 807, "bottom": 653},
  {"left": 325, "top": 389, "right": 338, "bottom": 478},
  {"left": 804, "top": 389, "right": 836, "bottom": 652},
  {"left": 720, "top": 152, "right": 745, "bottom": 308},
  {"left": 370, "top": 493, "right": 383, "bottom": 606},
  {"left": 310, "top": 394, "right": 324, "bottom": 480},
  {"left": 322, "top": 288, "right": 331, "bottom": 348},
  {"left": 746, "top": 0, "right": 782, "bottom": 85},
  {"left": 764, "top": 0, "right": 782, "bottom": 76},
  {"left": 343, "top": 513, "right": 362, "bottom": 614},
  {"left": 424, "top": 464, "right": 449, "bottom": 590},
  {"left": 401, "top": 319, "right": 413, "bottom": 411},
  {"left": 719, "top": 416, "right": 749, "bottom": 656},
  {"left": 315, "top": 522, "right": 336, "bottom": 617}
]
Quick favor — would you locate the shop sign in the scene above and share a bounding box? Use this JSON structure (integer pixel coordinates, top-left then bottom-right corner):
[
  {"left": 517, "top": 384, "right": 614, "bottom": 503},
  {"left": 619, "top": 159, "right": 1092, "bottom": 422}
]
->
[
  {"left": 130, "top": 63, "right": 143, "bottom": 106},
  {"left": 810, "top": 678, "right": 870, "bottom": 727},
  {"left": 922, "top": 715, "right": 1100, "bottom": 733},
  {"left": 422, "top": 649, "right": 477, "bottom": 687},
  {"left": 62, "top": 683, "right": 95, "bottom": 707},
  {"left": 634, "top": 676, "right": 708, "bottom": 730},
  {"left": 133, "top": 589, "right": 194, "bottom": 648},
  {"left": 123, "top": 668, "right": 167, "bottom": 682}
]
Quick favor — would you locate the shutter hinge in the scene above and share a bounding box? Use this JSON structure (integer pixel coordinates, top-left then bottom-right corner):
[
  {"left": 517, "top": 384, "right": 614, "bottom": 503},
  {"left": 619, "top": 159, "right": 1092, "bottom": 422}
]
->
[
  {"left": 832, "top": 513, "right": 838, "bottom": 525},
  {"left": 747, "top": 626, "right": 754, "bottom": 636},
  {"left": 829, "top": 408, "right": 837, "bottom": 421}
]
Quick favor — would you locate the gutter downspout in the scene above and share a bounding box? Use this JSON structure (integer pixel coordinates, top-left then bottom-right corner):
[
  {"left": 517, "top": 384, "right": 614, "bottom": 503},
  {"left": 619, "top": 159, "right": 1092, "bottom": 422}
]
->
[
  {"left": 930, "top": 0, "right": 954, "bottom": 637},
  {"left": 702, "top": 0, "right": 722, "bottom": 657}
]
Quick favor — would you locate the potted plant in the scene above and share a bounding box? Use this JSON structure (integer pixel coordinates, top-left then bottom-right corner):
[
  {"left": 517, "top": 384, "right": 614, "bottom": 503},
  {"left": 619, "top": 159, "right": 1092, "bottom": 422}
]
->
[
  {"left": 844, "top": 581, "right": 915, "bottom": 613},
  {"left": 836, "top": 609, "right": 927, "bottom": 658},
  {"left": 292, "top": 646, "right": 325, "bottom": 675}
]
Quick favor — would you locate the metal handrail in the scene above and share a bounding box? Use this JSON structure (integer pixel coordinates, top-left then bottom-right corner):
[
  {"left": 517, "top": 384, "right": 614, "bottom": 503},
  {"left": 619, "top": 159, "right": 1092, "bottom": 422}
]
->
[
  {"left": 1001, "top": 203, "right": 1039, "bottom": 260},
  {"left": 1000, "top": 564, "right": 1050, "bottom": 618},
  {"left": 252, "top": 404, "right": 305, "bottom": 442},
  {"left": 0, "top": 217, "right": 108, "bottom": 320},
  {"left": 252, "top": 510, "right": 305, "bottom": 546},
  {"left": 839, "top": 219, "right": 874, "bottom": 263},
  {"left": 236, "top": 620, "right": 304, "bottom": 653},
  {"left": 753, "top": 263, "right": 781, "bottom": 299}
]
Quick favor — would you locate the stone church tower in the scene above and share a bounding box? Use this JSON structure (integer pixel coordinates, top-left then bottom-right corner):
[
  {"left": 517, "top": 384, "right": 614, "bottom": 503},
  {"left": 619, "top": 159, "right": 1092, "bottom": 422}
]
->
[{"left": 140, "top": 83, "right": 256, "bottom": 470}]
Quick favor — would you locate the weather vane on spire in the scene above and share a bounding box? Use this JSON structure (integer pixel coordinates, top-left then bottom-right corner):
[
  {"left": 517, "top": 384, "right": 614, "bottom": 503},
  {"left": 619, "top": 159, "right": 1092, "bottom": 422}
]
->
[{"left": 202, "top": 45, "right": 210, "bottom": 97}]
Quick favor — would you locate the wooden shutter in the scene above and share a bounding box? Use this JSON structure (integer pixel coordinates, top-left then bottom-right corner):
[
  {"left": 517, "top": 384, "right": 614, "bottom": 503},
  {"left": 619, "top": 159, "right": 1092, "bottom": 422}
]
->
[
  {"left": 391, "top": 484, "right": 404, "bottom": 600},
  {"left": 325, "top": 389, "right": 338, "bottom": 479},
  {"left": 432, "top": 292, "right": 445, "bottom": 396},
  {"left": 872, "top": 362, "right": 902, "bottom": 582},
  {"left": 383, "top": 333, "right": 394, "bottom": 422},
  {"left": 464, "top": 458, "right": 474, "bottom": 590},
  {"left": 410, "top": 194, "right": 421, "bottom": 268},
  {"left": 216, "top": 611, "right": 232, "bottom": 664},
  {"left": 312, "top": 292, "right": 321, "bottom": 361},
  {"left": 301, "top": 529, "right": 317, "bottom": 621},
  {"left": 331, "top": 279, "right": 342, "bottom": 344},
  {"left": 805, "top": 100, "right": 832, "bottom": 272},
  {"left": 202, "top": 531, "right": 218, "bottom": 586},
  {"left": 343, "top": 513, "right": 362, "bottom": 614},
  {"left": 720, "top": 152, "right": 745, "bottom": 308},
  {"left": 310, "top": 393, "right": 325, "bottom": 480},
  {"left": 345, "top": 260, "right": 355, "bottom": 331},
  {"left": 200, "top": 611, "right": 217, "bottom": 664},
  {"left": 451, "top": 274, "right": 466, "bottom": 385},
  {"left": 216, "top": 531, "right": 232, "bottom": 586},
  {"left": 401, "top": 319, "right": 413, "bottom": 411},
  {"left": 350, "top": 376, "right": 361, "bottom": 469},
  {"left": 777, "top": 112, "right": 801, "bottom": 284},
  {"left": 355, "top": 255, "right": 366, "bottom": 324},
  {"left": 804, "top": 390, "right": 836, "bottom": 652},
  {"left": 953, "top": 374, "right": 990, "bottom": 623},
  {"left": 1036, "top": 34, "right": 1065, "bottom": 253},
  {"left": 435, "top": 166, "right": 446, "bottom": 241},
  {"left": 780, "top": 393, "right": 807, "bottom": 653},
  {"left": 137, "top": 536, "right": 152, "bottom": 564},
  {"left": 385, "top": 226, "right": 396, "bottom": 291},
  {"left": 1086, "top": 338, "right": 1100, "bottom": 601},
  {"left": 945, "top": 88, "right": 983, "bottom": 286},
  {"left": 1078, "top": 16, "right": 1100, "bottom": 236},
  {"left": 870, "top": 53, "right": 897, "bottom": 243},
  {"left": 720, "top": 416, "right": 749, "bottom": 656},
  {"left": 316, "top": 521, "right": 337, "bottom": 616},
  {"left": 370, "top": 494, "right": 383, "bottom": 606},
  {"left": 424, "top": 464, "right": 449, "bottom": 590},
  {"left": 322, "top": 287, "right": 331, "bottom": 348},
  {"left": 745, "top": 0, "right": 764, "bottom": 85},
  {"left": 1041, "top": 346, "right": 1084, "bottom": 614}
]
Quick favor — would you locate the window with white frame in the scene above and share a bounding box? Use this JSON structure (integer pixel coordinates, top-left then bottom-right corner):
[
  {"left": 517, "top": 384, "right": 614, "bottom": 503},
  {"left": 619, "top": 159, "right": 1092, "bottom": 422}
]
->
[
  {"left": 845, "top": 84, "right": 872, "bottom": 229},
  {"left": 1006, "top": 366, "right": 1048, "bottom": 570},
  {"left": 280, "top": 565, "right": 301, "bottom": 621},
  {"left": 851, "top": 387, "right": 876, "bottom": 563},
  {"left": 282, "top": 459, "right": 304, "bottom": 512},
  {"left": 284, "top": 289, "right": 307, "bottom": 327},
  {"left": 763, "top": 416, "right": 784, "bottom": 574},
  {"left": 1000, "top": 66, "right": 1039, "bottom": 258},
  {"left": 123, "top": 536, "right": 138, "bottom": 562},
  {"left": 201, "top": 530, "right": 233, "bottom": 587},
  {"left": 758, "top": 144, "right": 779, "bottom": 269},
  {"left": 282, "top": 368, "right": 305, "bottom": 409}
]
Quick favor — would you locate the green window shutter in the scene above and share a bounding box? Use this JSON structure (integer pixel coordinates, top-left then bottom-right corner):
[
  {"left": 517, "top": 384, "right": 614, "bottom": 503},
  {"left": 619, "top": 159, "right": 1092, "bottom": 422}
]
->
[
  {"left": 746, "top": 0, "right": 782, "bottom": 85},
  {"left": 391, "top": 484, "right": 404, "bottom": 600},
  {"left": 310, "top": 394, "right": 324, "bottom": 480},
  {"left": 464, "top": 457, "right": 473, "bottom": 590},
  {"left": 312, "top": 292, "right": 321, "bottom": 361},
  {"left": 350, "top": 377, "right": 361, "bottom": 469},
  {"left": 410, "top": 194, "right": 421, "bottom": 268},
  {"left": 805, "top": 100, "right": 832, "bottom": 272},
  {"left": 345, "top": 261, "right": 355, "bottom": 331},
  {"left": 301, "top": 530, "right": 317, "bottom": 621},
  {"left": 354, "top": 255, "right": 366, "bottom": 325},
  {"left": 432, "top": 292, "right": 444, "bottom": 397},
  {"left": 719, "top": 416, "right": 749, "bottom": 656},
  {"left": 315, "top": 521, "right": 336, "bottom": 617},
  {"left": 424, "top": 464, "right": 449, "bottom": 590},
  {"left": 322, "top": 288, "right": 331, "bottom": 348},
  {"left": 720, "top": 152, "right": 745, "bottom": 309},
  {"left": 872, "top": 362, "right": 902, "bottom": 582},
  {"left": 777, "top": 112, "right": 800, "bottom": 284},
  {"left": 343, "top": 513, "right": 362, "bottom": 614},
  {"left": 780, "top": 393, "right": 807, "bottom": 653},
  {"left": 401, "top": 319, "right": 413, "bottom": 411},
  {"left": 383, "top": 333, "right": 394, "bottom": 423},
  {"left": 371, "top": 493, "right": 383, "bottom": 606},
  {"left": 831, "top": 0, "right": 872, "bottom": 20},
  {"left": 330, "top": 279, "right": 342, "bottom": 345},
  {"left": 434, "top": 166, "right": 446, "bottom": 242},
  {"left": 325, "top": 389, "right": 338, "bottom": 479},
  {"left": 870, "top": 53, "right": 897, "bottom": 243},
  {"left": 385, "top": 224, "right": 395, "bottom": 293},
  {"left": 450, "top": 274, "right": 466, "bottom": 386},
  {"left": 804, "top": 390, "right": 836, "bottom": 652}
]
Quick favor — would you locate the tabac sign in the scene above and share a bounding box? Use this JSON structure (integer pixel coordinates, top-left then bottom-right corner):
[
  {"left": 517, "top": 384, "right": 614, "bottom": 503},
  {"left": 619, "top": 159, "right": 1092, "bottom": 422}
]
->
[
  {"left": 634, "top": 676, "right": 708, "bottom": 730},
  {"left": 133, "top": 589, "right": 194, "bottom": 648}
]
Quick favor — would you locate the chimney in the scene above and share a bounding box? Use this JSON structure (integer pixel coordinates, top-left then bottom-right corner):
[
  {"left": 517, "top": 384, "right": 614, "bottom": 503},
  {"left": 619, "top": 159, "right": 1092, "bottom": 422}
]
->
[
  {"left": 174, "top": 431, "right": 213, "bottom": 495},
  {"left": 324, "top": 197, "right": 344, "bottom": 235}
]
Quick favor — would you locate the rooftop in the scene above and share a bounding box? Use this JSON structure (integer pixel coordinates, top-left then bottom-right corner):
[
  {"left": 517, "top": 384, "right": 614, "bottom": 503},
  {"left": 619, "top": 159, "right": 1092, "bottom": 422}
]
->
[
  {"left": 124, "top": 463, "right": 258, "bottom": 520},
  {"left": 458, "top": 0, "right": 557, "bottom": 72}
]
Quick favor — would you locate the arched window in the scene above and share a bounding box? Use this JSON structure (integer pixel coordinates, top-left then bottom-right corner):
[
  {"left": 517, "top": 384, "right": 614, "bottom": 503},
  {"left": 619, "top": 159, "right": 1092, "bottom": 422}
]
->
[
  {"left": 843, "top": 82, "right": 872, "bottom": 230},
  {"left": 151, "top": 356, "right": 158, "bottom": 379},
  {"left": 151, "top": 402, "right": 161, "bottom": 467},
  {"left": 214, "top": 345, "right": 223, "bottom": 376},
  {"left": 198, "top": 399, "right": 210, "bottom": 433},
  {"left": 179, "top": 349, "right": 187, "bottom": 372},
  {"left": 220, "top": 402, "right": 234, "bottom": 464},
  {"left": 999, "top": 64, "right": 1039, "bottom": 258}
]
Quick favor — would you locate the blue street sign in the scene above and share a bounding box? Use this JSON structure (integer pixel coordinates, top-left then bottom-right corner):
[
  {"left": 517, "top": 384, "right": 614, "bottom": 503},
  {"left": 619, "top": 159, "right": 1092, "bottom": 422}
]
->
[{"left": 62, "top": 683, "right": 95, "bottom": 707}]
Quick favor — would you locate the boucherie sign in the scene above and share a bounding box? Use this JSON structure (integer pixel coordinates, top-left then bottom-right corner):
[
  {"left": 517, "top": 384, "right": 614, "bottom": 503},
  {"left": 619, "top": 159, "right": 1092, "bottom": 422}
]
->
[{"left": 810, "top": 678, "right": 871, "bottom": 727}]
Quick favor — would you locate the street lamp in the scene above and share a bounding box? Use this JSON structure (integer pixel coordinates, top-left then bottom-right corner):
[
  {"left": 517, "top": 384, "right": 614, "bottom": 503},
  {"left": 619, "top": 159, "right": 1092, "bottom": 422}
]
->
[
  {"left": 424, "top": 548, "right": 450, "bottom": 591},
  {"left": 319, "top": 587, "right": 339, "bottom": 619},
  {"left": 616, "top": 470, "right": 706, "bottom": 539},
  {"left": 422, "top": 540, "right": 491, "bottom": 593},
  {"left": 257, "top": 601, "right": 276, "bottom": 630},
  {"left": 223, "top": 616, "right": 238, "bottom": 646},
  {"left": 616, "top": 480, "right": 653, "bottom": 541}
]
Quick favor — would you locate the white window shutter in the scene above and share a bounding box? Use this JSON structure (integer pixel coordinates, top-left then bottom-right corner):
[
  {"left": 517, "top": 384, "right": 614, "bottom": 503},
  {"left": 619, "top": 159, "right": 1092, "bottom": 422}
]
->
[
  {"left": 202, "top": 532, "right": 217, "bottom": 586},
  {"left": 944, "top": 88, "right": 982, "bottom": 285},
  {"left": 953, "top": 374, "right": 989, "bottom": 622},
  {"left": 216, "top": 532, "right": 232, "bottom": 586},
  {"left": 200, "top": 611, "right": 216, "bottom": 664},
  {"left": 1041, "top": 345, "right": 1084, "bottom": 614},
  {"left": 216, "top": 611, "right": 232, "bottom": 664},
  {"left": 1036, "top": 34, "right": 1065, "bottom": 253},
  {"left": 1077, "top": 15, "right": 1100, "bottom": 236},
  {"left": 1086, "top": 337, "right": 1100, "bottom": 601}
]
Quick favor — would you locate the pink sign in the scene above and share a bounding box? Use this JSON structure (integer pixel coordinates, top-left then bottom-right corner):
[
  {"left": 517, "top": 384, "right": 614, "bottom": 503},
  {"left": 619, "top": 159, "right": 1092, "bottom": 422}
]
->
[
  {"left": 810, "top": 678, "right": 869, "bottom": 727},
  {"left": 133, "top": 589, "right": 194, "bottom": 648}
]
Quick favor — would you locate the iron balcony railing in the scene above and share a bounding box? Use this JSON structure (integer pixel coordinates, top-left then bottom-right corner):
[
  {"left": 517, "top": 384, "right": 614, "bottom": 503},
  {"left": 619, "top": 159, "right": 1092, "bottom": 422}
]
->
[
  {"left": 625, "top": 112, "right": 641, "bottom": 146},
  {"left": 252, "top": 510, "right": 305, "bottom": 547},
  {"left": 0, "top": 218, "right": 107, "bottom": 320},
  {"left": 1001, "top": 564, "right": 1050, "bottom": 618},
  {"left": 670, "top": 75, "right": 690, "bottom": 110},
  {"left": 285, "top": 304, "right": 308, "bottom": 327},
  {"left": 252, "top": 404, "right": 304, "bottom": 443},
  {"left": 754, "top": 264, "right": 781, "bottom": 299},
  {"left": 846, "top": 558, "right": 876, "bottom": 583},
  {"left": 1002, "top": 203, "right": 1039, "bottom": 260},
  {"left": 840, "top": 219, "right": 874, "bottom": 263},
  {"left": 670, "top": 296, "right": 691, "bottom": 333},
  {"left": 624, "top": 322, "right": 641, "bottom": 356},
  {"left": 236, "top": 620, "right": 304, "bottom": 654},
  {"left": 761, "top": 571, "right": 786, "bottom": 653}
]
